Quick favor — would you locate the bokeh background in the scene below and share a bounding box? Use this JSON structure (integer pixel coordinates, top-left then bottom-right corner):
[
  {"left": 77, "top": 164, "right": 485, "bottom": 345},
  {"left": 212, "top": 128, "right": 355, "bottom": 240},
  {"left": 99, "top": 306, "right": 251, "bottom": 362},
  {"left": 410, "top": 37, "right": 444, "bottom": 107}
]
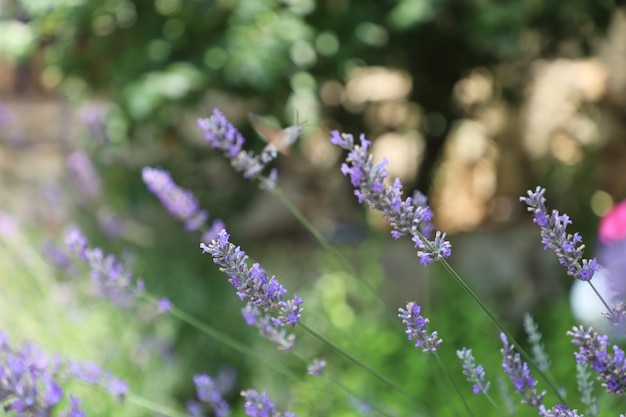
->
[{"left": 1, "top": 0, "right": 625, "bottom": 415}]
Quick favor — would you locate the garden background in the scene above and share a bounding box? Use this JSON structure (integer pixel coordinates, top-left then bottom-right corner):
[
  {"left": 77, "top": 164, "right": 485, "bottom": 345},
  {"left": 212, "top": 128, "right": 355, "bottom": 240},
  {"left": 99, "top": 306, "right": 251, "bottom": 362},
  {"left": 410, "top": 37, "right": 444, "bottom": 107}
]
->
[{"left": 0, "top": 0, "right": 625, "bottom": 416}]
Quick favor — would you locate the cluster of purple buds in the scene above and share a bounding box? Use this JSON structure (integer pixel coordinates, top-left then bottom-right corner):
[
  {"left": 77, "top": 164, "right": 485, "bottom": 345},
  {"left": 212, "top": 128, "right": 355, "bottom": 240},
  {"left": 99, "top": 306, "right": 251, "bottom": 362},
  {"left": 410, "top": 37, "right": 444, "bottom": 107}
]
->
[
  {"left": 201, "top": 230, "right": 303, "bottom": 351},
  {"left": 241, "top": 389, "right": 296, "bottom": 417},
  {"left": 142, "top": 166, "right": 224, "bottom": 241},
  {"left": 64, "top": 226, "right": 146, "bottom": 306},
  {"left": 499, "top": 333, "right": 545, "bottom": 408},
  {"left": 567, "top": 326, "right": 626, "bottom": 394},
  {"left": 0, "top": 332, "right": 127, "bottom": 417},
  {"left": 397, "top": 302, "right": 441, "bottom": 352},
  {"left": 520, "top": 186, "right": 600, "bottom": 281},
  {"left": 329, "top": 131, "right": 450, "bottom": 266},
  {"left": 197, "top": 109, "right": 280, "bottom": 190},
  {"left": 187, "top": 374, "right": 231, "bottom": 417},
  {"left": 539, "top": 404, "right": 582, "bottom": 417}
]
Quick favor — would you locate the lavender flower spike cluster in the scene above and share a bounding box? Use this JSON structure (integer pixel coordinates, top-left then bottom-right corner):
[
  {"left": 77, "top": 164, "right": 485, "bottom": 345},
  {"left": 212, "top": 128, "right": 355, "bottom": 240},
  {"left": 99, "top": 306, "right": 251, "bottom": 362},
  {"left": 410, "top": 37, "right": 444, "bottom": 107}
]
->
[
  {"left": 65, "top": 226, "right": 145, "bottom": 306},
  {"left": 330, "top": 131, "right": 451, "bottom": 266},
  {"left": 187, "top": 374, "right": 230, "bottom": 417},
  {"left": 568, "top": 326, "right": 626, "bottom": 394},
  {"left": 0, "top": 332, "right": 128, "bottom": 417},
  {"left": 397, "top": 302, "right": 442, "bottom": 352},
  {"left": 201, "top": 230, "right": 303, "bottom": 351},
  {"left": 241, "top": 389, "right": 296, "bottom": 417},
  {"left": 520, "top": 186, "right": 600, "bottom": 281},
  {"left": 142, "top": 166, "right": 225, "bottom": 241},
  {"left": 197, "top": 109, "right": 280, "bottom": 190}
]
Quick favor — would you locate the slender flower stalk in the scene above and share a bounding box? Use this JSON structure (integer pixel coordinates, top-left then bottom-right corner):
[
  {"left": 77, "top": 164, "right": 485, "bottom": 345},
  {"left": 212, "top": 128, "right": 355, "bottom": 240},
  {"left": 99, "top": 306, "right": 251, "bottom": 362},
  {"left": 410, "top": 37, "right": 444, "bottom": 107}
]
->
[
  {"left": 520, "top": 186, "right": 600, "bottom": 281},
  {"left": 567, "top": 326, "right": 626, "bottom": 394},
  {"left": 397, "top": 302, "right": 441, "bottom": 352},
  {"left": 330, "top": 131, "right": 450, "bottom": 266},
  {"left": 499, "top": 332, "right": 546, "bottom": 408},
  {"left": 201, "top": 229, "right": 302, "bottom": 350},
  {"left": 142, "top": 166, "right": 223, "bottom": 239},
  {"left": 241, "top": 389, "right": 296, "bottom": 417}
]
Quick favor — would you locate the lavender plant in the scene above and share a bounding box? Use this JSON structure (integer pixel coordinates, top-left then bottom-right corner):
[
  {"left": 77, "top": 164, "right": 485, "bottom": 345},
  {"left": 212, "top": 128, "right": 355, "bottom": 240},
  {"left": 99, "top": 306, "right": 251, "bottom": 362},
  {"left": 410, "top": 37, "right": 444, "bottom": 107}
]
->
[{"left": 7, "top": 105, "right": 626, "bottom": 417}]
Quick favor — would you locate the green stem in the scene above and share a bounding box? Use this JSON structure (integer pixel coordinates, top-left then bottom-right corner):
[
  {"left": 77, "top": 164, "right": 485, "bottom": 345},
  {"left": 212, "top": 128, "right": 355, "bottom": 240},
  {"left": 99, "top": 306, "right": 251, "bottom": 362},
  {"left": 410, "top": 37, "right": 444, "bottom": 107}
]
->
[
  {"left": 434, "top": 353, "right": 475, "bottom": 417},
  {"left": 126, "top": 393, "right": 190, "bottom": 417},
  {"left": 298, "top": 322, "right": 434, "bottom": 417},
  {"left": 436, "top": 258, "right": 567, "bottom": 405}
]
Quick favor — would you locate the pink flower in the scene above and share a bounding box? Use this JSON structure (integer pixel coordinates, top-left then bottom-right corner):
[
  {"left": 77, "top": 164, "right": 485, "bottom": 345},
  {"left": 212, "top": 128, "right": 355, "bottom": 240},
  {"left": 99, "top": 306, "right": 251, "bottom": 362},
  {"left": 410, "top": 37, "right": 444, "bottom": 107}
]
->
[{"left": 599, "top": 200, "right": 626, "bottom": 243}]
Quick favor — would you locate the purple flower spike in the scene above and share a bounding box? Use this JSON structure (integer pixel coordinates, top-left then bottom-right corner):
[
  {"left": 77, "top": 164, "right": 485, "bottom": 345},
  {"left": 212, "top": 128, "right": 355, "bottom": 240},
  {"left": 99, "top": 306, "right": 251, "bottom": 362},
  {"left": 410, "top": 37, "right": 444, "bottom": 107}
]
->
[
  {"left": 330, "top": 131, "right": 450, "bottom": 265},
  {"left": 241, "top": 389, "right": 296, "bottom": 417},
  {"left": 188, "top": 374, "right": 231, "bottom": 417},
  {"left": 398, "top": 302, "right": 441, "bottom": 352},
  {"left": 201, "top": 230, "right": 302, "bottom": 350},
  {"left": 142, "top": 167, "right": 208, "bottom": 232},
  {"left": 567, "top": 326, "right": 626, "bottom": 394},
  {"left": 520, "top": 187, "right": 601, "bottom": 281},
  {"left": 540, "top": 403, "right": 582, "bottom": 417},
  {"left": 65, "top": 226, "right": 143, "bottom": 305},
  {"left": 499, "top": 332, "right": 545, "bottom": 408},
  {"left": 197, "top": 109, "right": 281, "bottom": 189},
  {"left": 457, "top": 347, "right": 490, "bottom": 394}
]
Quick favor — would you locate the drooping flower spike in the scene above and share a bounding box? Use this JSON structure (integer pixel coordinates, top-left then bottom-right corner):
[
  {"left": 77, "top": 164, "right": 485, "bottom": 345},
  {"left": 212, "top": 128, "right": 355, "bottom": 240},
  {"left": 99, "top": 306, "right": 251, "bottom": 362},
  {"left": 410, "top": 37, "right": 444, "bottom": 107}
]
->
[
  {"left": 330, "top": 131, "right": 451, "bottom": 266},
  {"left": 520, "top": 186, "right": 600, "bottom": 281},
  {"left": 197, "top": 109, "right": 286, "bottom": 190}
]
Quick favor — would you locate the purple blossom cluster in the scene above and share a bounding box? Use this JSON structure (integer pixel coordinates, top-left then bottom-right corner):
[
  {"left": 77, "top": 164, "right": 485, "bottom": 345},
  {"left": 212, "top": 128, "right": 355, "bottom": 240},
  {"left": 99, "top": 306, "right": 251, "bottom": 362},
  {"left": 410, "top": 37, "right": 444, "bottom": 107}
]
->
[
  {"left": 197, "top": 109, "right": 280, "bottom": 190},
  {"left": 241, "top": 389, "right": 296, "bottom": 417},
  {"left": 187, "top": 374, "right": 231, "bottom": 417},
  {"left": 306, "top": 358, "right": 326, "bottom": 376},
  {"left": 499, "top": 332, "right": 545, "bottom": 408},
  {"left": 456, "top": 347, "right": 490, "bottom": 394},
  {"left": 520, "top": 186, "right": 600, "bottom": 281},
  {"left": 397, "top": 302, "right": 441, "bottom": 352},
  {"left": 0, "top": 332, "right": 127, "bottom": 417},
  {"left": 200, "top": 230, "right": 303, "bottom": 351},
  {"left": 142, "top": 166, "right": 224, "bottom": 240},
  {"left": 329, "top": 131, "right": 450, "bottom": 266},
  {"left": 64, "top": 226, "right": 147, "bottom": 306},
  {"left": 540, "top": 404, "right": 582, "bottom": 417},
  {"left": 567, "top": 326, "right": 626, "bottom": 394}
]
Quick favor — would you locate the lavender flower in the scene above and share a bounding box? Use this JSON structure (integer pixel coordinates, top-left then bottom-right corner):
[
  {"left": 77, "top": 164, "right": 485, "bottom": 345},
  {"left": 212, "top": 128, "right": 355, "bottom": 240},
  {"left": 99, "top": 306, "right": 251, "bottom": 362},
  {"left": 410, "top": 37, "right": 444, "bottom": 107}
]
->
[
  {"left": 0, "top": 332, "right": 126, "bottom": 417},
  {"left": 306, "top": 358, "right": 326, "bottom": 376},
  {"left": 457, "top": 347, "right": 490, "bottom": 394},
  {"left": 567, "top": 326, "right": 626, "bottom": 394},
  {"left": 197, "top": 109, "right": 280, "bottom": 190},
  {"left": 64, "top": 226, "right": 143, "bottom": 305},
  {"left": 200, "top": 229, "right": 302, "bottom": 350},
  {"left": 241, "top": 305, "right": 295, "bottom": 351},
  {"left": 241, "top": 389, "right": 296, "bottom": 417},
  {"left": 540, "top": 404, "right": 582, "bottom": 417},
  {"left": 187, "top": 374, "right": 231, "bottom": 417},
  {"left": 66, "top": 150, "right": 102, "bottom": 202},
  {"left": 330, "top": 131, "right": 450, "bottom": 266},
  {"left": 142, "top": 166, "right": 215, "bottom": 232},
  {"left": 397, "top": 302, "right": 441, "bottom": 352},
  {"left": 499, "top": 332, "right": 546, "bottom": 408},
  {"left": 157, "top": 297, "right": 172, "bottom": 313},
  {"left": 520, "top": 186, "right": 600, "bottom": 281}
]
